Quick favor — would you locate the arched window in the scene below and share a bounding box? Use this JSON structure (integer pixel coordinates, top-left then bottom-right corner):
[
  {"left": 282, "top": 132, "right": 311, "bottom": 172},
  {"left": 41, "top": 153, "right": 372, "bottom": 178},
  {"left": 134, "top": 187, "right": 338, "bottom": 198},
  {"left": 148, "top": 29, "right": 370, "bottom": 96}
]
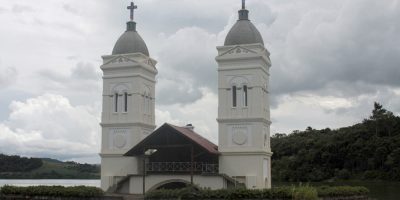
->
[
  {"left": 143, "top": 93, "right": 147, "bottom": 114},
  {"left": 232, "top": 86, "right": 237, "bottom": 107},
  {"left": 114, "top": 93, "right": 119, "bottom": 112},
  {"left": 124, "top": 92, "right": 128, "bottom": 112},
  {"left": 243, "top": 85, "right": 248, "bottom": 107},
  {"left": 111, "top": 84, "right": 129, "bottom": 113},
  {"left": 145, "top": 96, "right": 148, "bottom": 114},
  {"left": 147, "top": 96, "right": 151, "bottom": 114}
]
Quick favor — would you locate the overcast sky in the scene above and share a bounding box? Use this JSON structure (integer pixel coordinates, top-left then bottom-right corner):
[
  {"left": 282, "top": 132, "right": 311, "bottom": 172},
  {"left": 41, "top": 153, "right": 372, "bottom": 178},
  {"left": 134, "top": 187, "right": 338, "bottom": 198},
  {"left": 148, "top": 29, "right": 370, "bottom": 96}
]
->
[{"left": 0, "top": 0, "right": 399, "bottom": 164}]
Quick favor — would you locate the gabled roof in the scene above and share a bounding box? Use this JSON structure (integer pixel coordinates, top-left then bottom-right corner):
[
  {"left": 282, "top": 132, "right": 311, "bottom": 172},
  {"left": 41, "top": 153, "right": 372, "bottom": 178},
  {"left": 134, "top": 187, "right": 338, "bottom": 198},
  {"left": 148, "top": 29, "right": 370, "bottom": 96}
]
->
[
  {"left": 168, "top": 124, "right": 219, "bottom": 154},
  {"left": 124, "top": 123, "right": 219, "bottom": 156}
]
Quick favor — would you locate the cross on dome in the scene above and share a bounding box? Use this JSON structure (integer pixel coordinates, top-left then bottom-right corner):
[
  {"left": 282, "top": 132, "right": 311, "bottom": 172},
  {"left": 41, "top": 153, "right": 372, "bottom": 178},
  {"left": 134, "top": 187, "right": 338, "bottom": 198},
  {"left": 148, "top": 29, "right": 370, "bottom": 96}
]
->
[{"left": 127, "top": 1, "right": 138, "bottom": 21}]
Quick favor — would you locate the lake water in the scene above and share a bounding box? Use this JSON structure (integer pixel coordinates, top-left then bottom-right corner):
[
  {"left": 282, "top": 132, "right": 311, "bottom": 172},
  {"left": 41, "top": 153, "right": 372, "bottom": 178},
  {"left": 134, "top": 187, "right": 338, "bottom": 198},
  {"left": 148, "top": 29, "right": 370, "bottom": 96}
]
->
[
  {"left": 1, "top": 179, "right": 399, "bottom": 200},
  {"left": 0, "top": 179, "right": 100, "bottom": 187},
  {"left": 275, "top": 181, "right": 400, "bottom": 200}
]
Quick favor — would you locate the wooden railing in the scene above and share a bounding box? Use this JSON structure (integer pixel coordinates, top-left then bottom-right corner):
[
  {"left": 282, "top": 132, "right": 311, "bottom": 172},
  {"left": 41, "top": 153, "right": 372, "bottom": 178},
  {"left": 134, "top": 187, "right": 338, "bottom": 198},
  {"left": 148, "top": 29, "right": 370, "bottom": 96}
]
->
[{"left": 146, "top": 162, "right": 219, "bottom": 174}]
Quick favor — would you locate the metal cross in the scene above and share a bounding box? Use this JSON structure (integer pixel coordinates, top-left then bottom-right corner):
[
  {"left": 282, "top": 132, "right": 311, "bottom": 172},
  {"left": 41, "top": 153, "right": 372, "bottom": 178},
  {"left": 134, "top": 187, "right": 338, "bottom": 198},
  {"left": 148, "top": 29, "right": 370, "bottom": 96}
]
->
[
  {"left": 242, "top": 0, "right": 246, "bottom": 9},
  {"left": 127, "top": 2, "right": 138, "bottom": 21}
]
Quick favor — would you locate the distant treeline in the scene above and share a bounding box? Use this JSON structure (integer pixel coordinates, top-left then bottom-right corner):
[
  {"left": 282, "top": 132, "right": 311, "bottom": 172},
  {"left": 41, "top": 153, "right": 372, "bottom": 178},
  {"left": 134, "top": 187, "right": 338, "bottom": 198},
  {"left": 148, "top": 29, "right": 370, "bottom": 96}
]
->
[
  {"left": 0, "top": 170, "right": 99, "bottom": 179},
  {"left": 0, "top": 154, "right": 43, "bottom": 172},
  {"left": 0, "top": 154, "right": 100, "bottom": 179},
  {"left": 64, "top": 161, "right": 99, "bottom": 173},
  {"left": 272, "top": 102, "right": 400, "bottom": 182}
]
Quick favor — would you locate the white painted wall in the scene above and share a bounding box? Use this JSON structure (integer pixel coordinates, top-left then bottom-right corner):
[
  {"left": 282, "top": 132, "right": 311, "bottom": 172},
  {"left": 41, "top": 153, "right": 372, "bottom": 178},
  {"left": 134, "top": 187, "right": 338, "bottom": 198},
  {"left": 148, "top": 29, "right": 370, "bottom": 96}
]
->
[
  {"left": 219, "top": 153, "right": 272, "bottom": 189},
  {"left": 216, "top": 44, "right": 273, "bottom": 189},
  {"left": 100, "top": 156, "right": 139, "bottom": 189},
  {"left": 128, "top": 175, "right": 227, "bottom": 194},
  {"left": 100, "top": 53, "right": 158, "bottom": 191}
]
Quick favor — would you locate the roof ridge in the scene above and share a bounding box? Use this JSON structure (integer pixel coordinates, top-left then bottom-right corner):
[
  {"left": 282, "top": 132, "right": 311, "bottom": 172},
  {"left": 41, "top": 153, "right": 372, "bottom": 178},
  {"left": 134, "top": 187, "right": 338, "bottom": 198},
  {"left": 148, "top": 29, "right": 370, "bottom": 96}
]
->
[
  {"left": 167, "top": 124, "right": 219, "bottom": 154},
  {"left": 169, "top": 124, "right": 216, "bottom": 145}
]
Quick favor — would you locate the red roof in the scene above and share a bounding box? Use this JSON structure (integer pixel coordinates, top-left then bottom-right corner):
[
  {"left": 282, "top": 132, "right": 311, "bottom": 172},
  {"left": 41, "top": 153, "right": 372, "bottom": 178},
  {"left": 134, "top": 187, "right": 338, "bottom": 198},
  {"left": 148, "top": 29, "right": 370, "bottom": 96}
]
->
[
  {"left": 167, "top": 124, "right": 219, "bottom": 154},
  {"left": 124, "top": 123, "right": 219, "bottom": 156}
]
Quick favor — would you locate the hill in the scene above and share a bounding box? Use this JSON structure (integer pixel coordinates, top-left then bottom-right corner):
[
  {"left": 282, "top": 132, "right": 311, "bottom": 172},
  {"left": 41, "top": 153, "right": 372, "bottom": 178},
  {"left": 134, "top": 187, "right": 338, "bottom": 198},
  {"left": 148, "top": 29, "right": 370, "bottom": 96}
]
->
[
  {"left": 0, "top": 155, "right": 100, "bottom": 179},
  {"left": 271, "top": 102, "right": 400, "bottom": 182}
]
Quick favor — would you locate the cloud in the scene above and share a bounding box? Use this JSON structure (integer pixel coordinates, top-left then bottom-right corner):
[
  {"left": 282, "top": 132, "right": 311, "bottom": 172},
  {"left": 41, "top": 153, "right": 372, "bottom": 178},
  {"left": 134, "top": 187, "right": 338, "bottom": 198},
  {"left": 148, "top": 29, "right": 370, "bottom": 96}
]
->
[
  {"left": 12, "top": 4, "right": 34, "bottom": 13},
  {"left": 35, "top": 62, "right": 102, "bottom": 105},
  {"left": 0, "top": 0, "right": 399, "bottom": 163},
  {"left": 271, "top": 86, "right": 400, "bottom": 134},
  {"left": 0, "top": 94, "right": 100, "bottom": 162},
  {"left": 0, "top": 66, "right": 17, "bottom": 89},
  {"left": 155, "top": 27, "right": 218, "bottom": 105},
  {"left": 267, "top": 0, "right": 400, "bottom": 95},
  {"left": 156, "top": 88, "right": 218, "bottom": 143},
  {"left": 71, "top": 62, "right": 100, "bottom": 80},
  {"left": 62, "top": 4, "right": 79, "bottom": 15}
]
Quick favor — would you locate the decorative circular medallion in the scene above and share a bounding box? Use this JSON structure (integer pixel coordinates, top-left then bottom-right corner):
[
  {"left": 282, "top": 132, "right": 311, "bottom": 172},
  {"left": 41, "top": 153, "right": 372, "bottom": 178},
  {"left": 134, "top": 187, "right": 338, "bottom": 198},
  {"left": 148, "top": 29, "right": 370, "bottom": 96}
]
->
[
  {"left": 114, "top": 135, "right": 127, "bottom": 148},
  {"left": 233, "top": 131, "right": 248, "bottom": 145}
]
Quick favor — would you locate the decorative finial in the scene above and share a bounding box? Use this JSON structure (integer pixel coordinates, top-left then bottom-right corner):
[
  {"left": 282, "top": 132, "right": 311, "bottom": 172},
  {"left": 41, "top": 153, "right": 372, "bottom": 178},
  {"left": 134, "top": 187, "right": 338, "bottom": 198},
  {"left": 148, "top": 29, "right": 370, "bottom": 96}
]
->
[
  {"left": 238, "top": 0, "right": 249, "bottom": 20},
  {"left": 127, "top": 1, "right": 138, "bottom": 21}
]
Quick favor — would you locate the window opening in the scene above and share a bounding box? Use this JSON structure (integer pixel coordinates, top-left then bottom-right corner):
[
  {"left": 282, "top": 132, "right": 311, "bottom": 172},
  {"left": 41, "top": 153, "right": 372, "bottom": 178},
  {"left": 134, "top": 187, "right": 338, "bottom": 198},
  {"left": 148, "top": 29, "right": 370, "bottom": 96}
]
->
[
  {"left": 147, "top": 96, "right": 151, "bottom": 114},
  {"left": 243, "top": 85, "right": 248, "bottom": 107},
  {"left": 144, "top": 93, "right": 148, "bottom": 114},
  {"left": 114, "top": 93, "right": 119, "bottom": 112},
  {"left": 232, "top": 86, "right": 237, "bottom": 107},
  {"left": 124, "top": 92, "right": 128, "bottom": 112}
]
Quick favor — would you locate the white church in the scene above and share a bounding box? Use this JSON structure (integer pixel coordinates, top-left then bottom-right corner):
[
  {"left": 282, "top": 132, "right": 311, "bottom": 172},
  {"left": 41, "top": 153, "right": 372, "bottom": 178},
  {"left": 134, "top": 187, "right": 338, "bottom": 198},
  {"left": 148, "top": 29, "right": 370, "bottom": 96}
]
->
[{"left": 100, "top": 1, "right": 273, "bottom": 195}]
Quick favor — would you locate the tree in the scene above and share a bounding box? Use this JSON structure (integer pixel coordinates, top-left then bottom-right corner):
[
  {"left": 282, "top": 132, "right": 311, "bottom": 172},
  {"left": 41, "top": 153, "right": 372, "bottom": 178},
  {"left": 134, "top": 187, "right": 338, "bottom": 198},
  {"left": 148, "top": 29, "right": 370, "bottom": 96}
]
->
[
  {"left": 369, "top": 102, "right": 396, "bottom": 137},
  {"left": 271, "top": 102, "right": 400, "bottom": 181}
]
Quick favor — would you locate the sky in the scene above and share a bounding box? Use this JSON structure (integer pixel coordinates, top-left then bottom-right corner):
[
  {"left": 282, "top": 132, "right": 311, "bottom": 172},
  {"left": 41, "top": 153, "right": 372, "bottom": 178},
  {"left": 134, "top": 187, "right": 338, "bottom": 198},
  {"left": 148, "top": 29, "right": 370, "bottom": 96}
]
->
[{"left": 0, "top": 0, "right": 399, "bottom": 164}]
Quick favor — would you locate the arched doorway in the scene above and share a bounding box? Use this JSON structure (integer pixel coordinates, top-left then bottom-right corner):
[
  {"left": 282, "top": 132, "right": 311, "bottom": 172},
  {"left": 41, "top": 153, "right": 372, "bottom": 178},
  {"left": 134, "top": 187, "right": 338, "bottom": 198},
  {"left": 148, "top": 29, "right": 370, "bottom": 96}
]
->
[
  {"left": 149, "top": 179, "right": 197, "bottom": 191},
  {"left": 156, "top": 182, "right": 188, "bottom": 190}
]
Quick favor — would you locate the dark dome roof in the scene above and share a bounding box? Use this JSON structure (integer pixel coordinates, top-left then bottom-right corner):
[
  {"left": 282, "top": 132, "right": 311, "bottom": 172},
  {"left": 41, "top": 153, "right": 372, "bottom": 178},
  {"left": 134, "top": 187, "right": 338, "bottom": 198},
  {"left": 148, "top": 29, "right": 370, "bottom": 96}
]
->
[
  {"left": 112, "top": 22, "right": 149, "bottom": 56},
  {"left": 224, "top": 9, "right": 264, "bottom": 46}
]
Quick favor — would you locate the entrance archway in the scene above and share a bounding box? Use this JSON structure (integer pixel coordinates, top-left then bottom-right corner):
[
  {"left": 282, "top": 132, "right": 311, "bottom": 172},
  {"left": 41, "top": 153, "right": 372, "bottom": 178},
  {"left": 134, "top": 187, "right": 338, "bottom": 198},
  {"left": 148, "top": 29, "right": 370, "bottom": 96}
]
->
[
  {"left": 157, "top": 182, "right": 187, "bottom": 190},
  {"left": 149, "top": 179, "right": 195, "bottom": 191}
]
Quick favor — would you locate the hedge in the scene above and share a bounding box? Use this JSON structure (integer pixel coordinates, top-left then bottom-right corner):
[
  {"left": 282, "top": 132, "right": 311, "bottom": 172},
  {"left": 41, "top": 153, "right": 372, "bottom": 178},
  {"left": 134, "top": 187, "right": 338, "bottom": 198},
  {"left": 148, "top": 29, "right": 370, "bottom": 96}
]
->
[
  {"left": 146, "top": 186, "right": 318, "bottom": 200},
  {"left": 0, "top": 185, "right": 104, "bottom": 198},
  {"left": 316, "top": 186, "right": 370, "bottom": 198},
  {"left": 145, "top": 185, "right": 368, "bottom": 200}
]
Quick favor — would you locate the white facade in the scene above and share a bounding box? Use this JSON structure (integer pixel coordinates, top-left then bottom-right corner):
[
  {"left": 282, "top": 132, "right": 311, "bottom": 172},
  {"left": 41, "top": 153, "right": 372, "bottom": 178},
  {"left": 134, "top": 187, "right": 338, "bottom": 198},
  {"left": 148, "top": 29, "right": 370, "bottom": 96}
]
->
[
  {"left": 127, "top": 175, "right": 228, "bottom": 194},
  {"left": 100, "top": 53, "right": 158, "bottom": 191},
  {"left": 216, "top": 44, "right": 273, "bottom": 189},
  {"left": 99, "top": 1, "right": 273, "bottom": 194}
]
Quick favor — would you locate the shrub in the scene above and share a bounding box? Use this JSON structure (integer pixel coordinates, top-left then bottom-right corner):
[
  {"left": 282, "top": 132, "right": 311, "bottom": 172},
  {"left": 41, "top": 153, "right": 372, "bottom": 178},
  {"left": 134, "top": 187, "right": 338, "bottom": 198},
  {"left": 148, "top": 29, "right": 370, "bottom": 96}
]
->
[
  {"left": 317, "top": 186, "right": 369, "bottom": 197},
  {"left": 363, "top": 170, "right": 384, "bottom": 180},
  {"left": 0, "top": 185, "right": 104, "bottom": 197},
  {"left": 145, "top": 185, "right": 369, "bottom": 200},
  {"left": 335, "top": 169, "right": 351, "bottom": 180},
  {"left": 292, "top": 186, "right": 318, "bottom": 200},
  {"left": 146, "top": 187, "right": 292, "bottom": 199}
]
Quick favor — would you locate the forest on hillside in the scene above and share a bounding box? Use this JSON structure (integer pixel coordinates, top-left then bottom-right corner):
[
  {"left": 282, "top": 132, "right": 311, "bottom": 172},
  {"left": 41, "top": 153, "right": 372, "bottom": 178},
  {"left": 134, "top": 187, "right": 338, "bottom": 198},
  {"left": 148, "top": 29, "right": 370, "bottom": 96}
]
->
[
  {"left": 0, "top": 154, "right": 100, "bottom": 179},
  {"left": 0, "top": 154, "right": 43, "bottom": 172},
  {"left": 271, "top": 102, "right": 400, "bottom": 182}
]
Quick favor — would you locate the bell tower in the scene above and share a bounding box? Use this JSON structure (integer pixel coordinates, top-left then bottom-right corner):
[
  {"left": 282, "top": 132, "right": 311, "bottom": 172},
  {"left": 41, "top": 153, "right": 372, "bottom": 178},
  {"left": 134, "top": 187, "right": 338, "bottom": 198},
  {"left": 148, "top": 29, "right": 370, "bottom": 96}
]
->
[
  {"left": 216, "top": 0, "right": 273, "bottom": 189},
  {"left": 100, "top": 1, "right": 157, "bottom": 191}
]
